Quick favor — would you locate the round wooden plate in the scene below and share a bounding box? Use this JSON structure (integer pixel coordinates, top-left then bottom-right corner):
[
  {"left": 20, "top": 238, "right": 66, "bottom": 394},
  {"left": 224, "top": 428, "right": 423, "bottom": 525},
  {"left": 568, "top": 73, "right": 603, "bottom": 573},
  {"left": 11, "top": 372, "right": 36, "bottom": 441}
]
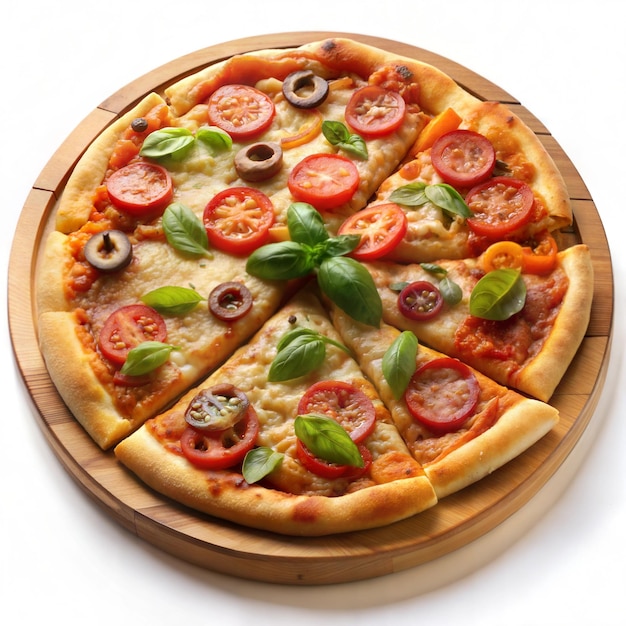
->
[{"left": 8, "top": 32, "right": 613, "bottom": 585}]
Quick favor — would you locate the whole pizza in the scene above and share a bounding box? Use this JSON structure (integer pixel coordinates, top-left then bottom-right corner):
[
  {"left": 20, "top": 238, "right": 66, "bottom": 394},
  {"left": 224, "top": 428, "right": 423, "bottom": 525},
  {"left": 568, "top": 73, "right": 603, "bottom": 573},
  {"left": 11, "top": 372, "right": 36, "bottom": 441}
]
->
[{"left": 36, "top": 37, "right": 593, "bottom": 536}]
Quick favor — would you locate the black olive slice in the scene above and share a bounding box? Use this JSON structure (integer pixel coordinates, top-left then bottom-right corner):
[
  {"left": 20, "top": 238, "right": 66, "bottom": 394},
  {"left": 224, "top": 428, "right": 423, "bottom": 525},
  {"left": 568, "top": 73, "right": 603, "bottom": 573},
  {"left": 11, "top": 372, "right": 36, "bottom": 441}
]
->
[
  {"left": 234, "top": 142, "right": 283, "bottom": 182},
  {"left": 185, "top": 383, "right": 250, "bottom": 431},
  {"left": 131, "top": 117, "right": 148, "bottom": 132},
  {"left": 282, "top": 70, "right": 329, "bottom": 109},
  {"left": 209, "top": 281, "right": 253, "bottom": 321},
  {"left": 84, "top": 230, "right": 133, "bottom": 272}
]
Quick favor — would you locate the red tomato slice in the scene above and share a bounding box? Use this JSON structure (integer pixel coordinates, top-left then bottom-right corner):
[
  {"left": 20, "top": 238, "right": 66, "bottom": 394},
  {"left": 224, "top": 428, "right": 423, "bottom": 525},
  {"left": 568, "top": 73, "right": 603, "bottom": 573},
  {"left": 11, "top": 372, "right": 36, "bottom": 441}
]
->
[
  {"left": 345, "top": 85, "right": 406, "bottom": 137},
  {"left": 405, "top": 357, "right": 480, "bottom": 434},
  {"left": 398, "top": 280, "right": 444, "bottom": 321},
  {"left": 297, "top": 380, "right": 376, "bottom": 444},
  {"left": 338, "top": 203, "right": 408, "bottom": 261},
  {"left": 106, "top": 162, "right": 173, "bottom": 216},
  {"left": 431, "top": 130, "right": 496, "bottom": 188},
  {"left": 288, "top": 153, "right": 360, "bottom": 210},
  {"left": 180, "top": 406, "right": 259, "bottom": 470},
  {"left": 203, "top": 187, "right": 275, "bottom": 255},
  {"left": 296, "top": 439, "right": 371, "bottom": 480},
  {"left": 207, "top": 84, "right": 275, "bottom": 141},
  {"left": 466, "top": 177, "right": 535, "bottom": 239},
  {"left": 98, "top": 304, "right": 167, "bottom": 366}
]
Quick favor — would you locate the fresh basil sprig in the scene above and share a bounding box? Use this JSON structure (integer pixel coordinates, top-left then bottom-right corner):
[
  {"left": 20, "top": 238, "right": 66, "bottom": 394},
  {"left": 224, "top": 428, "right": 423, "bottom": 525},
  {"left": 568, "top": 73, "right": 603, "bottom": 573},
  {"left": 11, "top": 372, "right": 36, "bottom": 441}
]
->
[
  {"left": 195, "top": 126, "right": 233, "bottom": 152},
  {"left": 120, "top": 341, "right": 178, "bottom": 376},
  {"left": 382, "top": 331, "right": 419, "bottom": 400},
  {"left": 141, "top": 285, "right": 204, "bottom": 315},
  {"left": 322, "top": 120, "right": 368, "bottom": 159},
  {"left": 139, "top": 127, "right": 196, "bottom": 160},
  {"left": 162, "top": 203, "right": 212, "bottom": 259},
  {"left": 389, "top": 182, "right": 473, "bottom": 219},
  {"left": 269, "top": 327, "right": 351, "bottom": 382},
  {"left": 420, "top": 262, "right": 463, "bottom": 306},
  {"left": 246, "top": 203, "right": 382, "bottom": 327},
  {"left": 469, "top": 268, "right": 526, "bottom": 320},
  {"left": 294, "top": 414, "right": 364, "bottom": 467},
  {"left": 242, "top": 447, "right": 284, "bottom": 484}
]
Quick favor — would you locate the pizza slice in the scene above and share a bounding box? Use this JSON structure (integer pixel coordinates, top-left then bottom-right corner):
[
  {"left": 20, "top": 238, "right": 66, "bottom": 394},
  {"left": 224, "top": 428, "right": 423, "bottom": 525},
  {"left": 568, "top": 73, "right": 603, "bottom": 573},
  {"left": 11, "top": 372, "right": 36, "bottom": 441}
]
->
[
  {"left": 327, "top": 302, "right": 559, "bottom": 498},
  {"left": 114, "top": 289, "right": 438, "bottom": 536},
  {"left": 363, "top": 243, "right": 593, "bottom": 402}
]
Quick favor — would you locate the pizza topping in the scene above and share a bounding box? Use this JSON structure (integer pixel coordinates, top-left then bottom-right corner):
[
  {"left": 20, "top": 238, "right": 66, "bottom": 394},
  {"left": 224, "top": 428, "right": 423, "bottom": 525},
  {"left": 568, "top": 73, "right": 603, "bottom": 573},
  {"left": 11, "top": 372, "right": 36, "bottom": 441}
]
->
[
  {"left": 465, "top": 176, "right": 535, "bottom": 238},
  {"left": 180, "top": 404, "right": 259, "bottom": 470},
  {"left": 389, "top": 181, "right": 473, "bottom": 220},
  {"left": 521, "top": 231, "right": 558, "bottom": 275},
  {"left": 297, "top": 380, "right": 377, "bottom": 444},
  {"left": 282, "top": 69, "right": 330, "bottom": 109},
  {"left": 83, "top": 230, "right": 133, "bottom": 273},
  {"left": 131, "top": 117, "right": 149, "bottom": 133},
  {"left": 139, "top": 127, "right": 195, "bottom": 160},
  {"left": 141, "top": 285, "right": 204, "bottom": 316},
  {"left": 162, "top": 203, "right": 212, "bottom": 259},
  {"left": 382, "top": 330, "right": 419, "bottom": 400},
  {"left": 241, "top": 447, "right": 284, "bottom": 484},
  {"left": 203, "top": 187, "right": 275, "bottom": 255},
  {"left": 207, "top": 84, "right": 275, "bottom": 140},
  {"left": 321, "top": 120, "right": 368, "bottom": 159},
  {"left": 288, "top": 153, "right": 360, "bottom": 210},
  {"left": 345, "top": 85, "right": 406, "bottom": 137},
  {"left": 185, "top": 384, "right": 250, "bottom": 431},
  {"left": 404, "top": 357, "right": 480, "bottom": 434},
  {"left": 208, "top": 281, "right": 253, "bottom": 321},
  {"left": 120, "top": 341, "right": 178, "bottom": 376},
  {"left": 411, "top": 107, "right": 462, "bottom": 154},
  {"left": 295, "top": 437, "right": 370, "bottom": 480},
  {"left": 98, "top": 304, "right": 168, "bottom": 366},
  {"left": 469, "top": 268, "right": 527, "bottom": 321},
  {"left": 338, "top": 203, "right": 408, "bottom": 261},
  {"left": 234, "top": 141, "right": 283, "bottom": 182},
  {"left": 279, "top": 108, "right": 323, "bottom": 150},
  {"left": 105, "top": 162, "right": 174, "bottom": 217},
  {"left": 398, "top": 280, "right": 444, "bottom": 321},
  {"left": 431, "top": 130, "right": 496, "bottom": 188},
  {"left": 480, "top": 241, "right": 524, "bottom": 273}
]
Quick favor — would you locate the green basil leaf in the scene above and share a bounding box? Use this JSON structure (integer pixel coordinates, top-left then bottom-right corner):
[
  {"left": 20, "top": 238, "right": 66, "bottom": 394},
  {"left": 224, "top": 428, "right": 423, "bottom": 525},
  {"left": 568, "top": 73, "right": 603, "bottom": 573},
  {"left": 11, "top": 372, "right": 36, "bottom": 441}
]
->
[
  {"left": 139, "top": 127, "right": 195, "bottom": 159},
  {"left": 317, "top": 233, "right": 361, "bottom": 259},
  {"left": 246, "top": 241, "right": 316, "bottom": 280},
  {"left": 162, "top": 203, "right": 212, "bottom": 258},
  {"left": 120, "top": 341, "right": 177, "bottom": 376},
  {"left": 294, "top": 414, "right": 363, "bottom": 467},
  {"left": 141, "top": 286, "right": 203, "bottom": 315},
  {"left": 425, "top": 183, "right": 473, "bottom": 218},
  {"left": 420, "top": 262, "right": 448, "bottom": 277},
  {"left": 287, "top": 202, "right": 328, "bottom": 246},
  {"left": 382, "top": 331, "right": 419, "bottom": 400},
  {"left": 389, "top": 281, "right": 410, "bottom": 293},
  {"left": 389, "top": 182, "right": 428, "bottom": 207},
  {"left": 469, "top": 268, "right": 527, "bottom": 320},
  {"left": 268, "top": 334, "right": 326, "bottom": 381},
  {"left": 242, "top": 447, "right": 284, "bottom": 484},
  {"left": 196, "top": 125, "right": 233, "bottom": 153},
  {"left": 276, "top": 326, "right": 350, "bottom": 356},
  {"left": 439, "top": 276, "right": 463, "bottom": 306},
  {"left": 317, "top": 256, "right": 382, "bottom": 327},
  {"left": 322, "top": 120, "right": 368, "bottom": 159}
]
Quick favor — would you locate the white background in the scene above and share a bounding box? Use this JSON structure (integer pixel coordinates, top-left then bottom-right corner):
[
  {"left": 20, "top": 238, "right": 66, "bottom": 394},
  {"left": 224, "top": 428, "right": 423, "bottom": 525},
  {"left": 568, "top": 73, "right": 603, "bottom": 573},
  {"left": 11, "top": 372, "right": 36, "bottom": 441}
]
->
[{"left": 2, "top": 1, "right": 625, "bottom": 624}]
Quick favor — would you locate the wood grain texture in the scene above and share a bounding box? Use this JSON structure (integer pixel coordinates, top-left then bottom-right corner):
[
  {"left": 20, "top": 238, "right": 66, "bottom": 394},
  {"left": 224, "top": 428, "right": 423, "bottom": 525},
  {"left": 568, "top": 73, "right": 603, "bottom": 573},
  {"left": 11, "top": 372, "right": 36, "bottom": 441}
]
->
[{"left": 8, "top": 32, "right": 613, "bottom": 585}]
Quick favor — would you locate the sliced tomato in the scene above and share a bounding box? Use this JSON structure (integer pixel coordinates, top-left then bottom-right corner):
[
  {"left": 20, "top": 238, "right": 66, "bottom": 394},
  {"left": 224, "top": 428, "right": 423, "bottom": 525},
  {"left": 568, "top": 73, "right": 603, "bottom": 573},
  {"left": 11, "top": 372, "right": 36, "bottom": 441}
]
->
[
  {"left": 521, "top": 231, "right": 558, "bottom": 274},
  {"left": 207, "top": 84, "right": 275, "bottom": 141},
  {"left": 431, "top": 130, "right": 496, "bottom": 188},
  {"left": 106, "top": 162, "right": 173, "bottom": 217},
  {"left": 203, "top": 187, "right": 275, "bottom": 255},
  {"left": 338, "top": 203, "right": 408, "bottom": 261},
  {"left": 98, "top": 304, "right": 167, "bottom": 366},
  {"left": 345, "top": 85, "right": 406, "bottom": 137},
  {"left": 296, "top": 439, "right": 371, "bottom": 480},
  {"left": 288, "top": 153, "right": 360, "bottom": 210},
  {"left": 398, "top": 281, "right": 444, "bottom": 321},
  {"left": 180, "top": 405, "right": 259, "bottom": 470},
  {"left": 480, "top": 240, "right": 524, "bottom": 272},
  {"left": 297, "top": 380, "right": 376, "bottom": 444},
  {"left": 466, "top": 176, "right": 535, "bottom": 239},
  {"left": 405, "top": 357, "right": 480, "bottom": 434}
]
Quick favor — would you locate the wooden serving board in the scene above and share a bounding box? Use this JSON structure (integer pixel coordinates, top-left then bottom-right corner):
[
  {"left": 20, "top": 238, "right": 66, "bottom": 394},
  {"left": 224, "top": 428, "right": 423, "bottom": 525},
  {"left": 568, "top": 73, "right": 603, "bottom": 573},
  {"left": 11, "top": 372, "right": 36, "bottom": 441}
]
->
[{"left": 8, "top": 32, "right": 613, "bottom": 585}]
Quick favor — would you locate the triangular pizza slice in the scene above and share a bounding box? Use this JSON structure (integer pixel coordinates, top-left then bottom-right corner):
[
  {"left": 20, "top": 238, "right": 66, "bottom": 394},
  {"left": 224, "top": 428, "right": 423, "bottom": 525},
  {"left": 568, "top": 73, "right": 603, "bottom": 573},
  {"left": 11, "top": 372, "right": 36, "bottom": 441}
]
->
[
  {"left": 115, "top": 289, "right": 438, "bottom": 536},
  {"left": 363, "top": 244, "right": 593, "bottom": 402},
  {"left": 327, "top": 301, "right": 559, "bottom": 498}
]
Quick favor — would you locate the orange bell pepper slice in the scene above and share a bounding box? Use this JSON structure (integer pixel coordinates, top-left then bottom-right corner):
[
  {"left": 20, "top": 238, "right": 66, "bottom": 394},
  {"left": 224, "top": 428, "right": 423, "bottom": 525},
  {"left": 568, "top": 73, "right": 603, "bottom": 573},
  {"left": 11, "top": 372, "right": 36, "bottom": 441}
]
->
[
  {"left": 521, "top": 232, "right": 559, "bottom": 274},
  {"left": 411, "top": 107, "right": 462, "bottom": 155}
]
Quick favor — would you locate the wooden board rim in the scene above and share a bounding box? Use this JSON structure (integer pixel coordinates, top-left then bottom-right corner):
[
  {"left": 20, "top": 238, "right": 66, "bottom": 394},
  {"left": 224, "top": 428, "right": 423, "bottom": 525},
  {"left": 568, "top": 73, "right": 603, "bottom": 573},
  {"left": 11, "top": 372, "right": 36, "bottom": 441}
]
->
[{"left": 8, "top": 32, "right": 614, "bottom": 585}]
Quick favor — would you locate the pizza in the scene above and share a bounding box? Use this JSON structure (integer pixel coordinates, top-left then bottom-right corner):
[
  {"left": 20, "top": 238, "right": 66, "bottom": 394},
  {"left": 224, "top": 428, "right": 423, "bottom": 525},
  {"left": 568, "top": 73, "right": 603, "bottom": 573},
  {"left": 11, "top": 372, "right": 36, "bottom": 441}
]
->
[{"left": 35, "top": 37, "right": 594, "bottom": 537}]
